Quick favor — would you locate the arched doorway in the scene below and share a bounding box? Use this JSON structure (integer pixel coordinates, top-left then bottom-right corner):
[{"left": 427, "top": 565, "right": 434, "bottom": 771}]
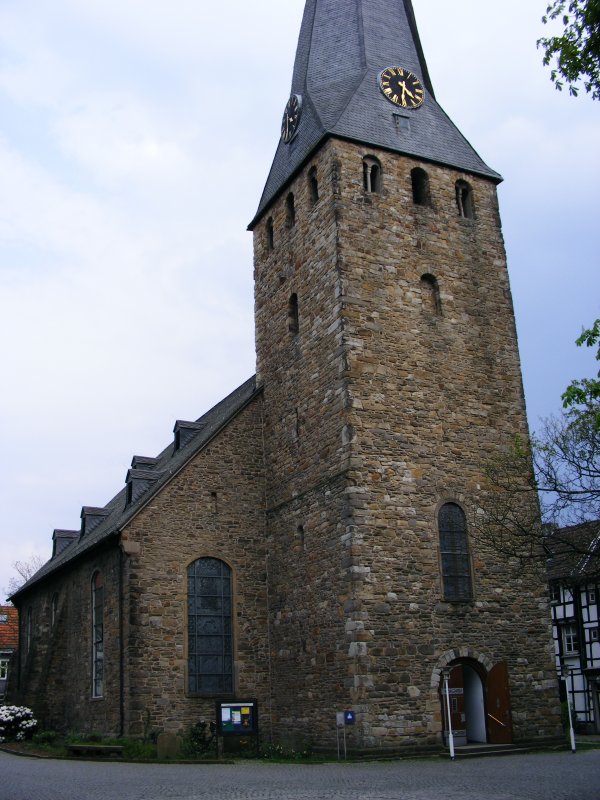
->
[{"left": 439, "top": 658, "right": 513, "bottom": 746}]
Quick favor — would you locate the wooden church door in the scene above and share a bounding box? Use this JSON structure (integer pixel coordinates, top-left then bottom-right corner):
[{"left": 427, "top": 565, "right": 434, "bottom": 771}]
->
[{"left": 485, "top": 661, "right": 513, "bottom": 744}]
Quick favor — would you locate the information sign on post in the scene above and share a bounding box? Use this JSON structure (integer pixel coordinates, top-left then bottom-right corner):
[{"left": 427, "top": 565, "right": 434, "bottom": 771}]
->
[{"left": 335, "top": 710, "right": 355, "bottom": 760}]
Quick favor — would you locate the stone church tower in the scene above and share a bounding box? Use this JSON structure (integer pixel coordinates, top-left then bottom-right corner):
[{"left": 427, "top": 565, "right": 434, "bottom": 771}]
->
[{"left": 249, "top": 0, "right": 559, "bottom": 748}]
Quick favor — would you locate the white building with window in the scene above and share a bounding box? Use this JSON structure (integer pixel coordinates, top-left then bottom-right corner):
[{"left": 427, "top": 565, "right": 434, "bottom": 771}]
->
[{"left": 548, "top": 521, "right": 600, "bottom": 733}]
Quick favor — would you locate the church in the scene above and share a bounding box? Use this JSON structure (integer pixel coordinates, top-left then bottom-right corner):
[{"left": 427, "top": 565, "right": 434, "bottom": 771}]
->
[{"left": 10, "top": 0, "right": 561, "bottom": 752}]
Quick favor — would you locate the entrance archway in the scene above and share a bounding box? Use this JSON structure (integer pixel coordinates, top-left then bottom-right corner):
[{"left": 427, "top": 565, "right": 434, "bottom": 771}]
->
[
  {"left": 463, "top": 663, "right": 486, "bottom": 742},
  {"left": 436, "top": 654, "right": 513, "bottom": 746}
]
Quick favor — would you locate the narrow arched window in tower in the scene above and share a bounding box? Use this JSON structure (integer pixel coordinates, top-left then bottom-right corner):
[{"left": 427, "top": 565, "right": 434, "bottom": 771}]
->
[
  {"left": 456, "top": 180, "right": 474, "bottom": 219},
  {"left": 420, "top": 273, "right": 442, "bottom": 316},
  {"left": 187, "top": 557, "right": 233, "bottom": 695},
  {"left": 363, "top": 156, "right": 382, "bottom": 193},
  {"left": 288, "top": 292, "right": 299, "bottom": 335},
  {"left": 91, "top": 571, "right": 104, "bottom": 698},
  {"left": 26, "top": 607, "right": 32, "bottom": 654},
  {"left": 438, "top": 503, "right": 473, "bottom": 602},
  {"left": 266, "top": 217, "right": 274, "bottom": 251},
  {"left": 411, "top": 167, "right": 431, "bottom": 206},
  {"left": 51, "top": 592, "right": 59, "bottom": 628},
  {"left": 308, "top": 166, "right": 319, "bottom": 205},
  {"left": 286, "top": 192, "right": 296, "bottom": 228}
]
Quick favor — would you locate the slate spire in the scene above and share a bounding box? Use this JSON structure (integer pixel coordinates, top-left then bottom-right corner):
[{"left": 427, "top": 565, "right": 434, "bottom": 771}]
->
[{"left": 251, "top": 0, "right": 501, "bottom": 226}]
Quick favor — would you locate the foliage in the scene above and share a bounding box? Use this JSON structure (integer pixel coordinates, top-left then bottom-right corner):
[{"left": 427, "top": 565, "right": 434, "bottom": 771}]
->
[
  {"left": 261, "top": 740, "right": 313, "bottom": 761},
  {"left": 538, "top": 1, "right": 600, "bottom": 99},
  {"left": 0, "top": 705, "right": 38, "bottom": 743},
  {"left": 32, "top": 730, "right": 61, "bottom": 746},
  {"left": 472, "top": 323, "right": 600, "bottom": 572},
  {"left": 120, "top": 739, "right": 157, "bottom": 760},
  {"left": 562, "top": 319, "right": 600, "bottom": 429},
  {"left": 181, "top": 720, "right": 215, "bottom": 758}
]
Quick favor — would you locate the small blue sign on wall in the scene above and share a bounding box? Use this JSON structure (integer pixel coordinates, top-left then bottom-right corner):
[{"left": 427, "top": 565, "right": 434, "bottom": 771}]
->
[{"left": 344, "top": 710, "right": 355, "bottom": 725}]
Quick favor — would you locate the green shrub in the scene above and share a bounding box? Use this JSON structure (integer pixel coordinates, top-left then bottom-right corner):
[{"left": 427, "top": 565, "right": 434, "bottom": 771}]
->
[
  {"left": 181, "top": 720, "right": 215, "bottom": 758},
  {"left": 32, "top": 730, "right": 61, "bottom": 746},
  {"left": 121, "top": 740, "right": 157, "bottom": 760}
]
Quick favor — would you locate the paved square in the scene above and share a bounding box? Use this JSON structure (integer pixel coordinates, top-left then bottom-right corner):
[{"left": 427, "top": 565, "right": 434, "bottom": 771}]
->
[{"left": 1, "top": 750, "right": 599, "bottom": 800}]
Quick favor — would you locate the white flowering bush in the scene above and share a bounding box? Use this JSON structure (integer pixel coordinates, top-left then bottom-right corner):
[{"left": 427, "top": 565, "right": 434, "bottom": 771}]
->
[{"left": 0, "top": 705, "right": 38, "bottom": 743}]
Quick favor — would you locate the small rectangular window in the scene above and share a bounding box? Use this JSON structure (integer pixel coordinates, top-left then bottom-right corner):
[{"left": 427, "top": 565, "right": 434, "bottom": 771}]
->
[
  {"left": 550, "top": 584, "right": 561, "bottom": 604},
  {"left": 590, "top": 627, "right": 599, "bottom": 642},
  {"left": 563, "top": 623, "right": 579, "bottom": 654}
]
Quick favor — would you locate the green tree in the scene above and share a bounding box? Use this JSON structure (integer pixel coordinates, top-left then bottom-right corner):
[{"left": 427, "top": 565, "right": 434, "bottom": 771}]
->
[
  {"left": 538, "top": 0, "right": 600, "bottom": 99},
  {"left": 561, "top": 319, "right": 600, "bottom": 428},
  {"left": 471, "top": 322, "right": 600, "bottom": 572}
]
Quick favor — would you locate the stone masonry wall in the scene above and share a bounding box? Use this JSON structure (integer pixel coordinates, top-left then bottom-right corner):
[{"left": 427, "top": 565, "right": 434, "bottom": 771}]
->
[
  {"left": 334, "top": 138, "right": 560, "bottom": 746},
  {"left": 120, "top": 396, "right": 270, "bottom": 740},
  {"left": 254, "top": 141, "right": 360, "bottom": 748},
  {"left": 14, "top": 544, "right": 123, "bottom": 736}
]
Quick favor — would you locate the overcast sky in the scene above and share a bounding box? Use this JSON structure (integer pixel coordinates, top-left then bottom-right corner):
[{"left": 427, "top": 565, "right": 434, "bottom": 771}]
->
[{"left": 1, "top": 0, "right": 598, "bottom": 599}]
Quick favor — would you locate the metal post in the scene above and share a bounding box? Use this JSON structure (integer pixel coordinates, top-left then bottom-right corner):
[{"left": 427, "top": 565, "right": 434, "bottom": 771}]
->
[
  {"left": 442, "top": 668, "right": 455, "bottom": 760},
  {"left": 562, "top": 665, "right": 577, "bottom": 753},
  {"left": 336, "top": 712, "right": 345, "bottom": 760}
]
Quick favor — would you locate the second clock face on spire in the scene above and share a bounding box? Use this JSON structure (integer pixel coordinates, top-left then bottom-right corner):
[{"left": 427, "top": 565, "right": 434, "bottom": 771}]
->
[
  {"left": 281, "top": 94, "right": 303, "bottom": 144},
  {"left": 379, "top": 67, "right": 425, "bottom": 109}
]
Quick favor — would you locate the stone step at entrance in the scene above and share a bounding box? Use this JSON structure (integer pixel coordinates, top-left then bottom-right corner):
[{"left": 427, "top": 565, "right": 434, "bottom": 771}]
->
[{"left": 450, "top": 738, "right": 569, "bottom": 759}]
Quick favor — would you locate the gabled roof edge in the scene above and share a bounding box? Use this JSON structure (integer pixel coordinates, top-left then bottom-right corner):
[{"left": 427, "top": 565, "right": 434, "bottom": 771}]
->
[{"left": 9, "top": 377, "right": 263, "bottom": 602}]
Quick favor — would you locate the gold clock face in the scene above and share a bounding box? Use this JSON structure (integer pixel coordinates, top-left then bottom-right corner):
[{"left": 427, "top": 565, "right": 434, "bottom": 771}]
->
[
  {"left": 379, "top": 67, "right": 425, "bottom": 109},
  {"left": 281, "top": 94, "right": 303, "bottom": 144}
]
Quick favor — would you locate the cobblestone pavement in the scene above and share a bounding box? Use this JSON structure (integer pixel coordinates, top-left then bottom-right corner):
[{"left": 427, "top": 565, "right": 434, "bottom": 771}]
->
[{"left": 1, "top": 750, "right": 599, "bottom": 800}]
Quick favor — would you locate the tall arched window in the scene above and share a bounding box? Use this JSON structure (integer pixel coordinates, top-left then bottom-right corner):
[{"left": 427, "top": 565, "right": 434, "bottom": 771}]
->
[
  {"left": 411, "top": 167, "right": 431, "bottom": 206},
  {"left": 266, "top": 217, "right": 274, "bottom": 251},
  {"left": 26, "top": 607, "right": 32, "bottom": 654},
  {"left": 456, "top": 180, "right": 474, "bottom": 219},
  {"left": 51, "top": 592, "right": 59, "bottom": 628},
  {"left": 438, "top": 503, "right": 472, "bottom": 601},
  {"left": 187, "top": 558, "right": 233, "bottom": 695},
  {"left": 363, "top": 156, "right": 382, "bottom": 193},
  {"left": 91, "top": 572, "right": 104, "bottom": 697},
  {"left": 288, "top": 292, "right": 299, "bottom": 335}
]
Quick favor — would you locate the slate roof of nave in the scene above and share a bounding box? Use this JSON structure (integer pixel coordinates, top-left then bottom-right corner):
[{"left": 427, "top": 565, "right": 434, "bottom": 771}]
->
[
  {"left": 251, "top": 0, "right": 502, "bottom": 227},
  {"left": 10, "top": 376, "right": 260, "bottom": 600},
  {"left": 546, "top": 520, "right": 600, "bottom": 583}
]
